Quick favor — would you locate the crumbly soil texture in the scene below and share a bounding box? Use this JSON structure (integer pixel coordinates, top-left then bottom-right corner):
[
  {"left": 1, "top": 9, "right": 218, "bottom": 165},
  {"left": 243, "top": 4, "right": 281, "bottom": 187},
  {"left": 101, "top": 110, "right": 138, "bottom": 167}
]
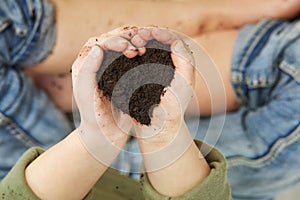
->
[{"left": 97, "top": 40, "right": 175, "bottom": 125}]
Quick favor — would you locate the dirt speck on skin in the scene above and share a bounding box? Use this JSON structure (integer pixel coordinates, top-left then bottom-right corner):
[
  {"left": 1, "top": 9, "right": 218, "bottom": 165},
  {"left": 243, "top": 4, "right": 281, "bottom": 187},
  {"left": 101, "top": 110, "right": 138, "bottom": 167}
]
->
[
  {"left": 176, "top": 21, "right": 182, "bottom": 26},
  {"left": 198, "top": 24, "right": 205, "bottom": 33},
  {"left": 218, "top": 22, "right": 224, "bottom": 29},
  {"left": 97, "top": 40, "right": 175, "bottom": 125},
  {"left": 123, "top": 26, "right": 137, "bottom": 30},
  {"left": 58, "top": 74, "right": 67, "bottom": 78},
  {"left": 107, "top": 19, "right": 114, "bottom": 27},
  {"left": 79, "top": 46, "right": 92, "bottom": 57}
]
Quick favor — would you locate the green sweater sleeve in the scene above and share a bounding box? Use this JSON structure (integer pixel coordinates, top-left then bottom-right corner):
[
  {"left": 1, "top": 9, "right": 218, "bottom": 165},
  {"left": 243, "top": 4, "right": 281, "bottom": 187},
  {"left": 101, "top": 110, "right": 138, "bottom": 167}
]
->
[
  {"left": 0, "top": 140, "right": 231, "bottom": 200},
  {"left": 0, "top": 147, "right": 44, "bottom": 200},
  {"left": 0, "top": 147, "right": 144, "bottom": 200},
  {"left": 140, "top": 140, "right": 232, "bottom": 200}
]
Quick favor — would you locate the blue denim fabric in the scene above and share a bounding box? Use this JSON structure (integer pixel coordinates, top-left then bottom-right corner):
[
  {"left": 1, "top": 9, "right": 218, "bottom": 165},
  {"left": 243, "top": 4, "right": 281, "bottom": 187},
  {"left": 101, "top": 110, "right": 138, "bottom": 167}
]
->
[
  {"left": 0, "top": 0, "right": 71, "bottom": 180},
  {"left": 190, "top": 19, "right": 300, "bottom": 200},
  {"left": 111, "top": 136, "right": 142, "bottom": 180},
  {"left": 113, "top": 18, "right": 300, "bottom": 200}
]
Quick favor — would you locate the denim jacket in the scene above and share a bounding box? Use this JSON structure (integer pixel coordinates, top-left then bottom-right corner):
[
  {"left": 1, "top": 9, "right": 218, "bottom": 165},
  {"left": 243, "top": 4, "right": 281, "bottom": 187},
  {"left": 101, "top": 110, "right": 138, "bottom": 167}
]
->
[{"left": 0, "top": 0, "right": 71, "bottom": 180}]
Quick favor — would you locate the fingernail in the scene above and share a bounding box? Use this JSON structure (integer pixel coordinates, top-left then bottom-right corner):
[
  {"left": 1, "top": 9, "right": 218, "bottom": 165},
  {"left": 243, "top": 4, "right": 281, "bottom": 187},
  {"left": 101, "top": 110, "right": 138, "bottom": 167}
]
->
[
  {"left": 89, "top": 46, "right": 101, "bottom": 58},
  {"left": 174, "top": 40, "right": 186, "bottom": 54},
  {"left": 127, "top": 45, "right": 137, "bottom": 51}
]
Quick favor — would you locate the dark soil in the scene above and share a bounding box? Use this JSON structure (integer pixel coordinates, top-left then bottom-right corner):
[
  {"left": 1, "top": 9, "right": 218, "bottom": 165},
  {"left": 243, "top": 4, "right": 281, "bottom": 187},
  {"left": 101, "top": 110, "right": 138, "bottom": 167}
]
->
[{"left": 97, "top": 40, "right": 175, "bottom": 125}]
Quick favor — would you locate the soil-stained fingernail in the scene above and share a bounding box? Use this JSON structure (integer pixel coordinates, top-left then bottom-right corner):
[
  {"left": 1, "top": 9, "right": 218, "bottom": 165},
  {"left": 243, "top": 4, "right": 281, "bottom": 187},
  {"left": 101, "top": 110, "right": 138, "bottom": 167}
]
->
[{"left": 90, "top": 46, "right": 101, "bottom": 58}]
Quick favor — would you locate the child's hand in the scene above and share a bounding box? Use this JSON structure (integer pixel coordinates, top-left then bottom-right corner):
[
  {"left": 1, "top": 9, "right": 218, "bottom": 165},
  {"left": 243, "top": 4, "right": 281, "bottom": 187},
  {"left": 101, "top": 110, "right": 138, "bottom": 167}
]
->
[
  {"left": 130, "top": 28, "right": 210, "bottom": 197},
  {"left": 131, "top": 27, "right": 196, "bottom": 171},
  {"left": 71, "top": 27, "right": 139, "bottom": 164},
  {"left": 132, "top": 27, "right": 195, "bottom": 117},
  {"left": 71, "top": 26, "right": 195, "bottom": 169}
]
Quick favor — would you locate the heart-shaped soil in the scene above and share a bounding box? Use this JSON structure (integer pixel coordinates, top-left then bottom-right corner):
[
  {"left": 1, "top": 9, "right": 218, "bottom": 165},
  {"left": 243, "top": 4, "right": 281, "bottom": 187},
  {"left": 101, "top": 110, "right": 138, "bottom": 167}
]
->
[{"left": 97, "top": 40, "right": 175, "bottom": 125}]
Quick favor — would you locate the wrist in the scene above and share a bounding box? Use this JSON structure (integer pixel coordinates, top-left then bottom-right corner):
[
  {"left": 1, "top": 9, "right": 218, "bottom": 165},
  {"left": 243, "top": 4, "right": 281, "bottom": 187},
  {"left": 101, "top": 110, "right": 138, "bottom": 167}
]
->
[
  {"left": 25, "top": 130, "right": 108, "bottom": 200},
  {"left": 76, "top": 124, "right": 127, "bottom": 166},
  {"left": 137, "top": 120, "right": 194, "bottom": 172},
  {"left": 136, "top": 118, "right": 181, "bottom": 151}
]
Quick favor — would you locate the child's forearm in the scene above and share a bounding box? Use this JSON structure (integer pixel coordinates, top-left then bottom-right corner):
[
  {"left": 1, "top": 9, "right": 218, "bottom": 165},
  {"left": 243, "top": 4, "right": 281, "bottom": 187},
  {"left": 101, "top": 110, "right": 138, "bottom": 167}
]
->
[
  {"left": 138, "top": 122, "right": 210, "bottom": 197},
  {"left": 25, "top": 130, "right": 108, "bottom": 200}
]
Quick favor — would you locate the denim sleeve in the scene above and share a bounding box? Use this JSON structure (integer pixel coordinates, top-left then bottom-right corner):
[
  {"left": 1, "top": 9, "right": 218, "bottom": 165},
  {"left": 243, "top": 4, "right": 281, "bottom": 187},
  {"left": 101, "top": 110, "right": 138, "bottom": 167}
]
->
[
  {"left": 0, "top": 0, "right": 56, "bottom": 67},
  {"left": 231, "top": 19, "right": 300, "bottom": 149},
  {"left": 0, "top": 0, "right": 71, "bottom": 181},
  {"left": 140, "top": 140, "right": 232, "bottom": 200},
  {"left": 224, "top": 19, "right": 300, "bottom": 199}
]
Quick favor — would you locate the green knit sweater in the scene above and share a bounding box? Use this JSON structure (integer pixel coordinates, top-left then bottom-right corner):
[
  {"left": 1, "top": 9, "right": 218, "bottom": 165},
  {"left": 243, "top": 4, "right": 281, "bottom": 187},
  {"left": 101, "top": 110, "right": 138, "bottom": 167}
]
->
[{"left": 0, "top": 140, "right": 231, "bottom": 200}]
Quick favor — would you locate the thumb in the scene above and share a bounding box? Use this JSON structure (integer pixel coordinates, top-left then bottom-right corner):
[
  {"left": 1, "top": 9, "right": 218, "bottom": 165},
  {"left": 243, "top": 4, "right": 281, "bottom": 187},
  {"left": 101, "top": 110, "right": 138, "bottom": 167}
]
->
[
  {"left": 171, "top": 39, "right": 194, "bottom": 85},
  {"left": 72, "top": 45, "right": 103, "bottom": 91},
  {"left": 169, "top": 40, "right": 195, "bottom": 111}
]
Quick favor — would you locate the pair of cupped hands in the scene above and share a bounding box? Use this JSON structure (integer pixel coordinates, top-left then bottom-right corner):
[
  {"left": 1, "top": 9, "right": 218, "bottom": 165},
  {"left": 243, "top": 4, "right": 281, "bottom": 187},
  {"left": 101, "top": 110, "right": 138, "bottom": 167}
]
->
[{"left": 72, "top": 26, "right": 195, "bottom": 169}]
